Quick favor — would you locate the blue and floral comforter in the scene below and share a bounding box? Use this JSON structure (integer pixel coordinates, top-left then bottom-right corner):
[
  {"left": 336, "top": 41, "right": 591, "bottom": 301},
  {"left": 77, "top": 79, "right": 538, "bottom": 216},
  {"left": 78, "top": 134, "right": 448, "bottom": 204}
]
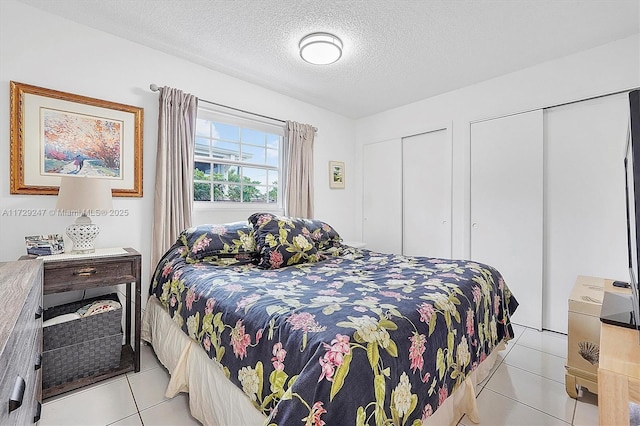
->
[{"left": 150, "top": 243, "right": 518, "bottom": 426}]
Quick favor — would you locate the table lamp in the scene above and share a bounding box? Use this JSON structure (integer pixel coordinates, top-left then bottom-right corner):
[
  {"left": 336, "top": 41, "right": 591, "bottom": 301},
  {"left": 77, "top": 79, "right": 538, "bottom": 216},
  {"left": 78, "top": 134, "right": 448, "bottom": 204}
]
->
[{"left": 56, "top": 176, "right": 113, "bottom": 253}]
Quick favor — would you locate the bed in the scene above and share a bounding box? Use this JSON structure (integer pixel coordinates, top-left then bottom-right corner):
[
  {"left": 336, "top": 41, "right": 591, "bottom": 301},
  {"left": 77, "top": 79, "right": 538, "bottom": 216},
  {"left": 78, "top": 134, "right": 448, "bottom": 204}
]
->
[{"left": 142, "top": 214, "right": 518, "bottom": 426}]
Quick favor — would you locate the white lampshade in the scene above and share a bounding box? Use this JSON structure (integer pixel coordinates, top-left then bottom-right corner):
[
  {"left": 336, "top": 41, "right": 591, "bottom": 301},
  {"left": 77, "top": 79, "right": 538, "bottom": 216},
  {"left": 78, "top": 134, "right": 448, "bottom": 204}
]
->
[
  {"left": 56, "top": 176, "right": 113, "bottom": 211},
  {"left": 56, "top": 176, "right": 113, "bottom": 253},
  {"left": 299, "top": 32, "right": 343, "bottom": 65}
]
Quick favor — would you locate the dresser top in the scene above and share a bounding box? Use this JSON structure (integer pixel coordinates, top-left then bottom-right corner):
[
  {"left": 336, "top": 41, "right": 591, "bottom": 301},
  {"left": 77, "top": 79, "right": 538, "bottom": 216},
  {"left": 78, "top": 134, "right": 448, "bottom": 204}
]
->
[{"left": 0, "top": 260, "right": 43, "bottom": 353}]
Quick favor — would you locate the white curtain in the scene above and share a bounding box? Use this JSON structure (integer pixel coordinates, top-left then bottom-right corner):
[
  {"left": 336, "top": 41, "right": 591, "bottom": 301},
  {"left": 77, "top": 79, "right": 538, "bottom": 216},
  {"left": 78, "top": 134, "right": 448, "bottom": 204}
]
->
[
  {"left": 284, "top": 121, "right": 315, "bottom": 218},
  {"left": 151, "top": 87, "right": 198, "bottom": 268}
]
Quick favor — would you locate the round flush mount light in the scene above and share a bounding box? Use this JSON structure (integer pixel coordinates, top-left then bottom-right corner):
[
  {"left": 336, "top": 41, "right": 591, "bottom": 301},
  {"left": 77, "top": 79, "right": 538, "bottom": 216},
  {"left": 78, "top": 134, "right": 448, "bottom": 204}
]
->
[{"left": 299, "top": 32, "right": 343, "bottom": 65}]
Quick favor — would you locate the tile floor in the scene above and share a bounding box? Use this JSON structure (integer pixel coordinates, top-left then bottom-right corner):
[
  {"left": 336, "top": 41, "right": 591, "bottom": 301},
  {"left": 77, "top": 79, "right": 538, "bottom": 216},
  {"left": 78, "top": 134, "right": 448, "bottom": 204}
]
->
[{"left": 40, "top": 324, "right": 598, "bottom": 426}]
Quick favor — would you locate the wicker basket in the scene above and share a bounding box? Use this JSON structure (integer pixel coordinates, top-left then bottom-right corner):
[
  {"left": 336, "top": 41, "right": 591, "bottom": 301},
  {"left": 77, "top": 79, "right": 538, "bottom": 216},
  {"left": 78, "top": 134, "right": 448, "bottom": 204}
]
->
[{"left": 42, "top": 293, "right": 123, "bottom": 389}]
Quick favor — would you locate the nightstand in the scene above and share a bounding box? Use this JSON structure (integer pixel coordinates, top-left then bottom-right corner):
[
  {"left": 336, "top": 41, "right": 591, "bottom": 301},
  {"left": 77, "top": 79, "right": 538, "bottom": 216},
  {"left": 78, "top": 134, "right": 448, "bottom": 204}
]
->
[
  {"left": 22, "top": 248, "right": 141, "bottom": 399},
  {"left": 565, "top": 275, "right": 631, "bottom": 398}
]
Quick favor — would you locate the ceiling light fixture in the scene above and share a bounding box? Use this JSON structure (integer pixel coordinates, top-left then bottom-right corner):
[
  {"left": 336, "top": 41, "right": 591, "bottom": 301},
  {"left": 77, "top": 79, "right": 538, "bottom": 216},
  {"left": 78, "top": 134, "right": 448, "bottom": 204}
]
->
[{"left": 299, "top": 32, "right": 343, "bottom": 65}]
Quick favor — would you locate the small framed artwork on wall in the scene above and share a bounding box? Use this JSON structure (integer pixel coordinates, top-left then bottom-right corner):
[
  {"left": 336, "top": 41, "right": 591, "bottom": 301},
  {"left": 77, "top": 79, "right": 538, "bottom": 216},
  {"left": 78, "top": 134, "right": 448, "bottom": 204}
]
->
[{"left": 329, "top": 161, "right": 345, "bottom": 189}]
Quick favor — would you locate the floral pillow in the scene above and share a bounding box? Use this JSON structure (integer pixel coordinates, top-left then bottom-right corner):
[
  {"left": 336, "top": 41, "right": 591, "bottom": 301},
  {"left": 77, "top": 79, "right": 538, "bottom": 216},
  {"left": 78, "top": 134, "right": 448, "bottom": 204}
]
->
[
  {"left": 299, "top": 218, "right": 342, "bottom": 250},
  {"left": 248, "top": 213, "right": 323, "bottom": 269},
  {"left": 181, "top": 222, "right": 256, "bottom": 262}
]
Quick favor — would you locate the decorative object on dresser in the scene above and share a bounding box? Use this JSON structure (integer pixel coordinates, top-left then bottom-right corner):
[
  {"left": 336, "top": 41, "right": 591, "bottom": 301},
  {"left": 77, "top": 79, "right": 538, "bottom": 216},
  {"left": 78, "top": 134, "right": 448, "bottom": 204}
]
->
[
  {"left": 565, "top": 275, "right": 631, "bottom": 398},
  {"left": 20, "top": 247, "right": 141, "bottom": 399},
  {"left": 25, "top": 234, "right": 64, "bottom": 256},
  {"left": 55, "top": 176, "right": 113, "bottom": 253},
  {"left": 0, "top": 260, "right": 44, "bottom": 425}
]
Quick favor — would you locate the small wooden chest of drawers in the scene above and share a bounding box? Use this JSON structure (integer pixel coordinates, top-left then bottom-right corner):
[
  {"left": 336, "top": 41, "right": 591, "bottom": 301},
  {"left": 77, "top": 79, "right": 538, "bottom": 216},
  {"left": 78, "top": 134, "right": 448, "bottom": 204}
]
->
[
  {"left": 0, "top": 260, "right": 44, "bottom": 425},
  {"left": 565, "top": 275, "right": 631, "bottom": 398}
]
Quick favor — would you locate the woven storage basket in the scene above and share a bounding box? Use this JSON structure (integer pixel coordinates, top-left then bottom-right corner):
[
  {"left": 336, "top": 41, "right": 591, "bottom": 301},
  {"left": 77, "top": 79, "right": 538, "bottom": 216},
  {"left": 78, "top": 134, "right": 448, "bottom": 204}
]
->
[{"left": 42, "top": 293, "right": 123, "bottom": 389}]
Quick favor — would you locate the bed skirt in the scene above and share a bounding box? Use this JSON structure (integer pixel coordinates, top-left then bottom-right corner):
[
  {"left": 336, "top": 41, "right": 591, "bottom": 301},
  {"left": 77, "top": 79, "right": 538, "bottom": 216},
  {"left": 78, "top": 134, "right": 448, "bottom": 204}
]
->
[{"left": 141, "top": 295, "right": 506, "bottom": 426}]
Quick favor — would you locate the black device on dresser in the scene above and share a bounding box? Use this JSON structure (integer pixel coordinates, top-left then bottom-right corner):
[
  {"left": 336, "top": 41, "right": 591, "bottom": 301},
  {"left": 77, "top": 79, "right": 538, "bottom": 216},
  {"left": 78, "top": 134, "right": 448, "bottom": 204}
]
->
[{"left": 603, "top": 89, "right": 640, "bottom": 344}]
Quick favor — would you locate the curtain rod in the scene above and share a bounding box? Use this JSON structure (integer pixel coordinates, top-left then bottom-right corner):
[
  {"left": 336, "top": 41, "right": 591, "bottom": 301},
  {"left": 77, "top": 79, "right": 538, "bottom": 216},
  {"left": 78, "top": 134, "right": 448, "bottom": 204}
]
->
[{"left": 149, "top": 84, "right": 317, "bottom": 132}]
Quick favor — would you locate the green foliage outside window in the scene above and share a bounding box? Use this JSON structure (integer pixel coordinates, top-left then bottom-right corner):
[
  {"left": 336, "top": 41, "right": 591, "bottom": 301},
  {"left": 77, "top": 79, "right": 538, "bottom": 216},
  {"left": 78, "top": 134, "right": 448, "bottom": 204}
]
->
[{"left": 194, "top": 168, "right": 277, "bottom": 203}]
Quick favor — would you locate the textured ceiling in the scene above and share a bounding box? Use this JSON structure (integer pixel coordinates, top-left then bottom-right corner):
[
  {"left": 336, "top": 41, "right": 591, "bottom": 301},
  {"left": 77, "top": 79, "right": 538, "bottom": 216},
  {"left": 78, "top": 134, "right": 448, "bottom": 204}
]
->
[{"left": 16, "top": 0, "right": 640, "bottom": 118}]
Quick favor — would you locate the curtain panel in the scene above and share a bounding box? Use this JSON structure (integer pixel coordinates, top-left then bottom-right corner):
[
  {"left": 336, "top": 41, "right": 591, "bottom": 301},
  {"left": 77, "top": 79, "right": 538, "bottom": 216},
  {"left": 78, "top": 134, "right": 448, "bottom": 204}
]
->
[
  {"left": 284, "top": 121, "right": 315, "bottom": 218},
  {"left": 151, "top": 87, "right": 198, "bottom": 268}
]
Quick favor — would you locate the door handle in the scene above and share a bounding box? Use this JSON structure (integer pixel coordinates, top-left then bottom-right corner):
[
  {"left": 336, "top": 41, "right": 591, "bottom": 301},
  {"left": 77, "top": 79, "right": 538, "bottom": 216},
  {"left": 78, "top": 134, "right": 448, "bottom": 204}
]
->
[
  {"left": 73, "top": 267, "right": 97, "bottom": 277},
  {"left": 9, "top": 376, "right": 25, "bottom": 413}
]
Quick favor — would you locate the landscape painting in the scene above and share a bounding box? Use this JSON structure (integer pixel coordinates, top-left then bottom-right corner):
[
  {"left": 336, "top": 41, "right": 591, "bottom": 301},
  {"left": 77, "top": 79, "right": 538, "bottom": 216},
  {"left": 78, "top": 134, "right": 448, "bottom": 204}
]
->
[
  {"left": 10, "top": 81, "right": 143, "bottom": 197},
  {"left": 42, "top": 108, "right": 122, "bottom": 178}
]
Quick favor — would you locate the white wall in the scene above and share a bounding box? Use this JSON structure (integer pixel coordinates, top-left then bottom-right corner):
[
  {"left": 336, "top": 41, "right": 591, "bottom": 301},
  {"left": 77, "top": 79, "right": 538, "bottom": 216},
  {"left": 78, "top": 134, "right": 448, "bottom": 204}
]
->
[
  {"left": 0, "top": 0, "right": 357, "bottom": 299},
  {"left": 355, "top": 35, "right": 640, "bottom": 260}
]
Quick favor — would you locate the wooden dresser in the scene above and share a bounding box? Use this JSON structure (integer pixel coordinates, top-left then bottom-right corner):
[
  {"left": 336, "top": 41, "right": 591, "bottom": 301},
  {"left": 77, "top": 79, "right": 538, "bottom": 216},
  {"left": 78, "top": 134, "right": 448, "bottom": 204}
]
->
[{"left": 0, "top": 260, "right": 44, "bottom": 425}]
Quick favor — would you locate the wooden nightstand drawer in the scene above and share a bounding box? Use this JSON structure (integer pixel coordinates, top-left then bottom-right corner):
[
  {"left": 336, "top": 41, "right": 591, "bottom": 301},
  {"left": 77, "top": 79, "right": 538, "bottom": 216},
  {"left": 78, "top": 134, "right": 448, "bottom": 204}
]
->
[{"left": 44, "top": 259, "right": 136, "bottom": 293}]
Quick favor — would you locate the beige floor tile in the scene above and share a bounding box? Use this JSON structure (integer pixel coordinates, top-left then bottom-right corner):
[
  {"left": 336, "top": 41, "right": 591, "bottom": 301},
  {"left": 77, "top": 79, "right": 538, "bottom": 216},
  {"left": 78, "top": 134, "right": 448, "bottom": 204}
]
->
[
  {"left": 485, "top": 363, "right": 576, "bottom": 423},
  {"left": 137, "top": 341, "right": 165, "bottom": 372},
  {"left": 108, "top": 413, "right": 143, "bottom": 426},
  {"left": 460, "top": 388, "right": 568, "bottom": 425},
  {"left": 516, "top": 328, "right": 568, "bottom": 358},
  {"left": 502, "top": 342, "right": 567, "bottom": 383},
  {"left": 510, "top": 323, "right": 527, "bottom": 342},
  {"left": 573, "top": 389, "right": 598, "bottom": 426},
  {"left": 127, "top": 365, "right": 172, "bottom": 411},
  {"left": 139, "top": 394, "right": 201, "bottom": 425},
  {"left": 41, "top": 376, "right": 137, "bottom": 426}
]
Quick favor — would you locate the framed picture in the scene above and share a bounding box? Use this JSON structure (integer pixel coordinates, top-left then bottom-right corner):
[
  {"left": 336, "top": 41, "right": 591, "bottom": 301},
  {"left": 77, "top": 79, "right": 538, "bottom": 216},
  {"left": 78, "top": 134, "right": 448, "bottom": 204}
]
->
[
  {"left": 329, "top": 160, "right": 345, "bottom": 189},
  {"left": 25, "top": 234, "right": 64, "bottom": 256},
  {"left": 10, "top": 81, "right": 143, "bottom": 197}
]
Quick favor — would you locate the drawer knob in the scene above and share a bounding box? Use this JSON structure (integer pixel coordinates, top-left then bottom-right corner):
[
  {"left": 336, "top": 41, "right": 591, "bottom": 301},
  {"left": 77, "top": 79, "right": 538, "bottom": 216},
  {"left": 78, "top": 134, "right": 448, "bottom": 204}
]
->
[
  {"left": 35, "top": 353, "right": 42, "bottom": 370},
  {"left": 35, "top": 306, "right": 43, "bottom": 320},
  {"left": 8, "top": 376, "right": 25, "bottom": 413},
  {"left": 73, "top": 267, "right": 97, "bottom": 277},
  {"left": 34, "top": 401, "right": 42, "bottom": 423}
]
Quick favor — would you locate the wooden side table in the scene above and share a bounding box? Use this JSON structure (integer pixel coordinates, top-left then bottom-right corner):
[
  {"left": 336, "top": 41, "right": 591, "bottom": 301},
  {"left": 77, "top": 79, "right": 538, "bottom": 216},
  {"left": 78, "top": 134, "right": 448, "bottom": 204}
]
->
[
  {"left": 22, "top": 247, "right": 141, "bottom": 399},
  {"left": 565, "top": 276, "right": 631, "bottom": 398}
]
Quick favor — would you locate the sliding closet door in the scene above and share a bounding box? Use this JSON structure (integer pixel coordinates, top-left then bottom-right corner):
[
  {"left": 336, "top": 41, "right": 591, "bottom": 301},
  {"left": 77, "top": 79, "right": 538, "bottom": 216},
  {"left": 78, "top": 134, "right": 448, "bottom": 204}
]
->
[
  {"left": 363, "top": 139, "right": 402, "bottom": 254},
  {"left": 402, "top": 129, "right": 452, "bottom": 258},
  {"left": 470, "top": 110, "right": 543, "bottom": 330},
  {"left": 544, "top": 94, "right": 628, "bottom": 333}
]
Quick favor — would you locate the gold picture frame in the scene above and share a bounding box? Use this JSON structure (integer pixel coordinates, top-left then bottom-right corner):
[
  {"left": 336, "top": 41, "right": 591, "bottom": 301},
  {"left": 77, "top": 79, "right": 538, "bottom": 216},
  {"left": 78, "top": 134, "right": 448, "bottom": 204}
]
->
[
  {"left": 10, "top": 81, "right": 143, "bottom": 197},
  {"left": 329, "top": 160, "right": 345, "bottom": 189}
]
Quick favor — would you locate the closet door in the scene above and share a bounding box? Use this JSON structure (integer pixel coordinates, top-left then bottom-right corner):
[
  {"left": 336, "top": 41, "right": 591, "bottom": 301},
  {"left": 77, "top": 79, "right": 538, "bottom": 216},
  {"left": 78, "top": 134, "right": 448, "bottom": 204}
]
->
[
  {"left": 470, "top": 110, "right": 543, "bottom": 330},
  {"left": 363, "top": 139, "right": 402, "bottom": 254},
  {"left": 402, "top": 129, "right": 452, "bottom": 258},
  {"left": 544, "top": 94, "right": 628, "bottom": 333}
]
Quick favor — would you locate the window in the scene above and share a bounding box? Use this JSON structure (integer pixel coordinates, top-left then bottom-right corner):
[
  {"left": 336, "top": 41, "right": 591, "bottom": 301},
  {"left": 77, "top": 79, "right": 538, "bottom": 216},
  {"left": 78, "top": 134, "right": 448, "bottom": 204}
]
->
[{"left": 194, "top": 107, "right": 283, "bottom": 206}]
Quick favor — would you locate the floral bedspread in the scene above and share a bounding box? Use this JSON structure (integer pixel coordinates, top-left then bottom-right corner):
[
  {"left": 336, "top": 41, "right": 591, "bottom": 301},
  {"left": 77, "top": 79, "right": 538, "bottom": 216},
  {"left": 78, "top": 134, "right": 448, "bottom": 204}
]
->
[{"left": 150, "top": 244, "right": 518, "bottom": 426}]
